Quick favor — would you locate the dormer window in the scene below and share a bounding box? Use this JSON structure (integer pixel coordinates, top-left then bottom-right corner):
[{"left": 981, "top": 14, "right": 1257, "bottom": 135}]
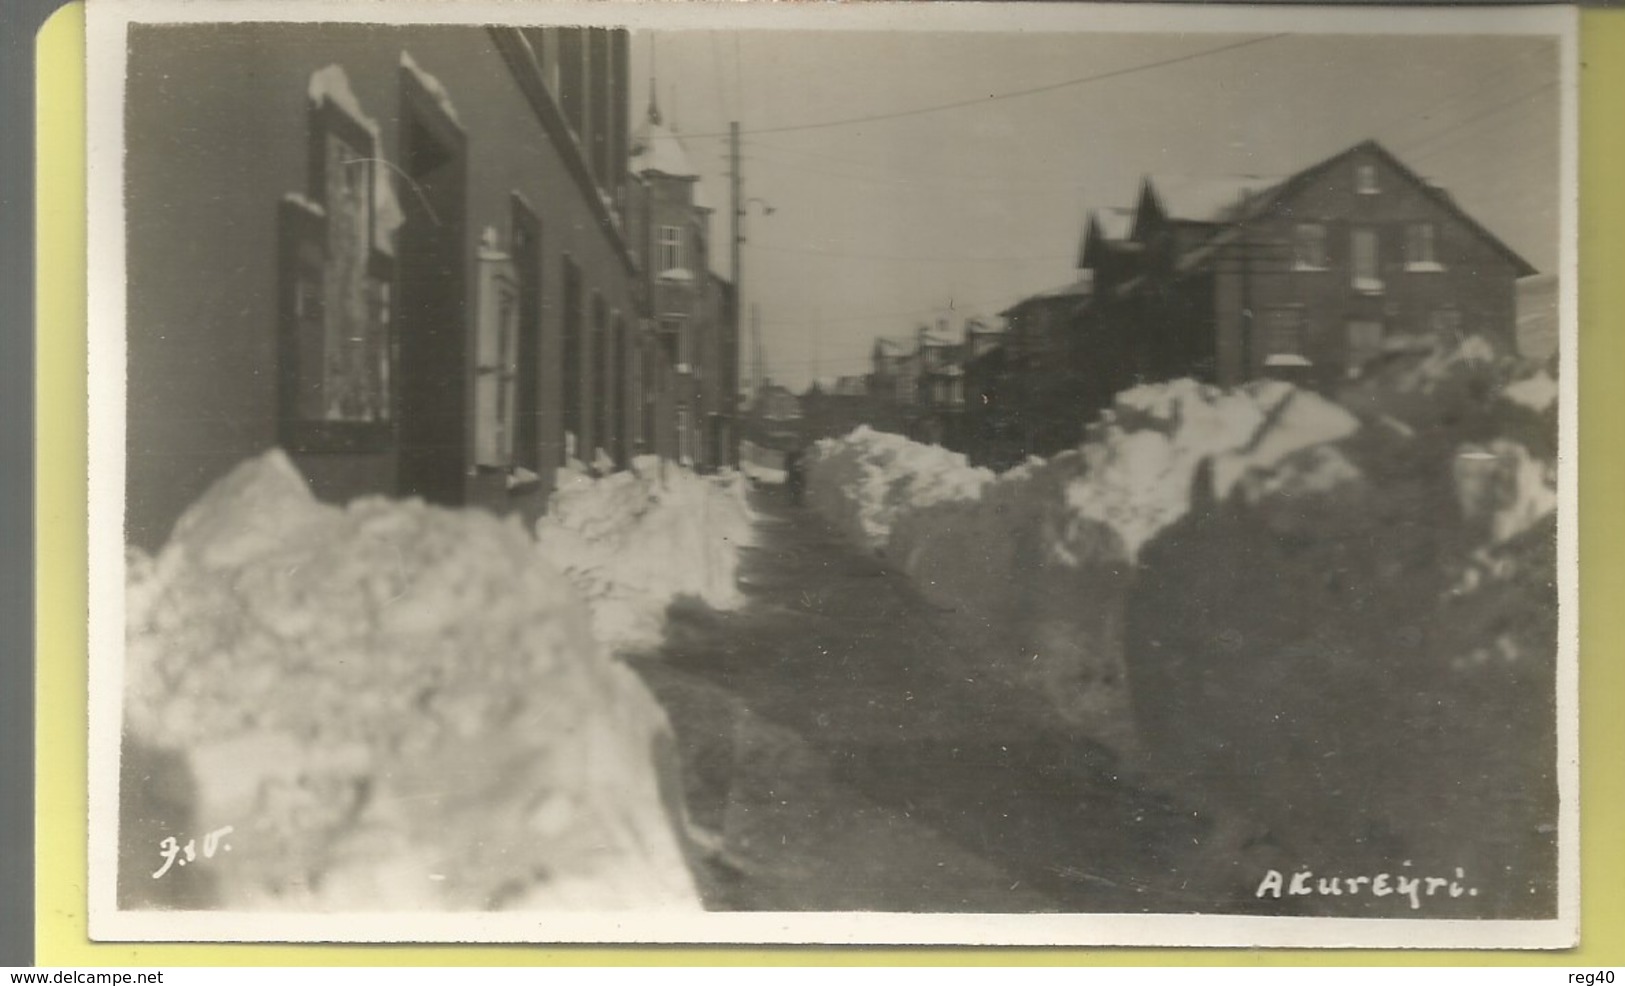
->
[{"left": 1356, "top": 163, "right": 1379, "bottom": 195}]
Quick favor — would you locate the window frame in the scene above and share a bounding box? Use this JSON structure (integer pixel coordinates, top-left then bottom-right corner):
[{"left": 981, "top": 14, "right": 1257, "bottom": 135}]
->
[
  {"left": 658, "top": 224, "right": 685, "bottom": 274},
  {"left": 276, "top": 90, "right": 397, "bottom": 454},
  {"left": 1406, "top": 222, "right": 1445, "bottom": 272},
  {"left": 1262, "top": 305, "right": 1309, "bottom": 359},
  {"left": 1355, "top": 162, "right": 1380, "bottom": 195},
  {"left": 1292, "top": 222, "right": 1329, "bottom": 271},
  {"left": 1350, "top": 226, "right": 1384, "bottom": 295}
]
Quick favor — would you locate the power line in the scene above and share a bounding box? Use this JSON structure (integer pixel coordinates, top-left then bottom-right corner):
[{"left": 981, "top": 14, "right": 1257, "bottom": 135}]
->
[
  {"left": 745, "top": 138, "right": 1091, "bottom": 188},
  {"left": 1400, "top": 81, "right": 1558, "bottom": 165},
  {"left": 739, "top": 146, "right": 1091, "bottom": 194},
  {"left": 681, "top": 34, "right": 1285, "bottom": 139}
]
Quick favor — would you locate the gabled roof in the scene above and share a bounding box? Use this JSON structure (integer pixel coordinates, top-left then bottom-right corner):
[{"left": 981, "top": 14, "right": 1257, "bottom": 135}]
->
[{"left": 1177, "top": 139, "right": 1536, "bottom": 277}]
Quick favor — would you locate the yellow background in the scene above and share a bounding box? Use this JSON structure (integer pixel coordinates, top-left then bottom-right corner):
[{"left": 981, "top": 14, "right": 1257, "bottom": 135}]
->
[{"left": 35, "top": 3, "right": 1625, "bottom": 966}]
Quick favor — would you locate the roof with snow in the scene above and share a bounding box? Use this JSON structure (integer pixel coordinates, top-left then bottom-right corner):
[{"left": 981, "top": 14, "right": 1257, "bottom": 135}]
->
[
  {"left": 631, "top": 112, "right": 699, "bottom": 180},
  {"left": 1094, "top": 208, "right": 1136, "bottom": 242},
  {"left": 1172, "top": 140, "right": 1536, "bottom": 277}
]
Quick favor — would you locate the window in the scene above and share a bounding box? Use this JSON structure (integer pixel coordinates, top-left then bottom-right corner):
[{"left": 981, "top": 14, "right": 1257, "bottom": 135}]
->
[
  {"left": 1263, "top": 308, "right": 1307, "bottom": 357},
  {"left": 676, "top": 403, "right": 693, "bottom": 465},
  {"left": 1356, "top": 163, "right": 1379, "bottom": 194},
  {"left": 1406, "top": 223, "right": 1442, "bottom": 270},
  {"left": 658, "top": 225, "right": 684, "bottom": 273},
  {"left": 1351, "top": 227, "right": 1382, "bottom": 293},
  {"left": 1347, "top": 321, "right": 1384, "bottom": 375},
  {"left": 658, "top": 317, "right": 682, "bottom": 369},
  {"left": 1293, "top": 223, "right": 1328, "bottom": 270},
  {"left": 510, "top": 195, "right": 543, "bottom": 472},
  {"left": 277, "top": 70, "right": 396, "bottom": 452},
  {"left": 474, "top": 251, "right": 519, "bottom": 469}
]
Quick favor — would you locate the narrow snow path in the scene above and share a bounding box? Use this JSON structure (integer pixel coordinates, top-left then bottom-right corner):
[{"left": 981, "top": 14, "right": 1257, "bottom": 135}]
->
[{"left": 627, "top": 487, "right": 1219, "bottom": 914}]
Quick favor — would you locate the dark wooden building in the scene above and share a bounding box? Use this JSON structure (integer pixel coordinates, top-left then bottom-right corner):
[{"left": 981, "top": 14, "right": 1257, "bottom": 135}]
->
[{"left": 966, "top": 139, "right": 1536, "bottom": 465}]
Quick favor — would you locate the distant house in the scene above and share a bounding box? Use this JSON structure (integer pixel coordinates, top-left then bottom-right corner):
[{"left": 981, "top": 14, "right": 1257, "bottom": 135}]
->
[
  {"left": 915, "top": 329, "right": 967, "bottom": 447},
  {"left": 624, "top": 92, "right": 737, "bottom": 470},
  {"left": 870, "top": 337, "right": 919, "bottom": 408},
  {"left": 971, "top": 138, "right": 1537, "bottom": 464},
  {"left": 1121, "top": 140, "right": 1537, "bottom": 388}
]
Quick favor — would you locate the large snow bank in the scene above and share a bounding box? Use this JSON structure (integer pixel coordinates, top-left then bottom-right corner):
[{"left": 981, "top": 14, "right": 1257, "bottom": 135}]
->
[
  {"left": 804, "top": 384, "right": 1359, "bottom": 740},
  {"left": 1124, "top": 342, "right": 1560, "bottom": 914},
  {"left": 804, "top": 425, "right": 993, "bottom": 550},
  {"left": 806, "top": 346, "right": 1559, "bottom": 897},
  {"left": 535, "top": 457, "right": 754, "bottom": 653},
  {"left": 121, "top": 451, "right": 699, "bottom": 912}
]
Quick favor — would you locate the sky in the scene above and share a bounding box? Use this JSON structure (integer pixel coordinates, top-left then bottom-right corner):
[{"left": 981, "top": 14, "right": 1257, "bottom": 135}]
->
[{"left": 627, "top": 25, "right": 1562, "bottom": 392}]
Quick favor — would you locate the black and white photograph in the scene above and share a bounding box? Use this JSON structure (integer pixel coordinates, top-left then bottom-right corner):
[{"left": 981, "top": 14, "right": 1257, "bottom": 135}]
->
[{"left": 86, "top": 0, "right": 1578, "bottom": 947}]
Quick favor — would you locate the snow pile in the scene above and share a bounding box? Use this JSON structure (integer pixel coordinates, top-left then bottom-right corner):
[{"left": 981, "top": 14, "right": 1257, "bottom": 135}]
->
[
  {"left": 121, "top": 451, "right": 699, "bottom": 912},
  {"left": 535, "top": 457, "right": 754, "bottom": 653},
  {"left": 1503, "top": 368, "right": 1558, "bottom": 415},
  {"left": 1453, "top": 439, "right": 1558, "bottom": 546},
  {"left": 1123, "top": 343, "right": 1560, "bottom": 912},
  {"left": 803, "top": 425, "right": 993, "bottom": 550},
  {"left": 1069, "top": 379, "right": 1359, "bottom": 561},
  {"left": 799, "top": 384, "right": 1357, "bottom": 740}
]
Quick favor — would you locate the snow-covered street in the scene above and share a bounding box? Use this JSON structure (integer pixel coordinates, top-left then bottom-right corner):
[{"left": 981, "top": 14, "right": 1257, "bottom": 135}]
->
[{"left": 627, "top": 485, "right": 1212, "bottom": 913}]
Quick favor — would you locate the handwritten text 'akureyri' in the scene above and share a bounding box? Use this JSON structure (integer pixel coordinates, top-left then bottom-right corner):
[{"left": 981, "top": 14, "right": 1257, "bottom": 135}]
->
[{"left": 1256, "top": 866, "right": 1479, "bottom": 909}]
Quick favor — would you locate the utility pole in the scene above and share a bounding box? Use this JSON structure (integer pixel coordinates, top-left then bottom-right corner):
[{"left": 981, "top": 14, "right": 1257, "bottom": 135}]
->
[
  {"left": 751, "top": 303, "right": 764, "bottom": 396},
  {"left": 729, "top": 121, "right": 743, "bottom": 461}
]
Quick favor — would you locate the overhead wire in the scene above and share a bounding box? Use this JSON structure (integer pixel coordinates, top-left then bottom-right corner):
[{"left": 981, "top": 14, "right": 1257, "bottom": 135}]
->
[
  {"left": 697, "top": 35, "right": 1555, "bottom": 374},
  {"left": 680, "top": 34, "right": 1286, "bottom": 139}
]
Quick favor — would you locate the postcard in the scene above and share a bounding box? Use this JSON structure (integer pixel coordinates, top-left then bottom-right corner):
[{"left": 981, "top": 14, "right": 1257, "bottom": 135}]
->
[{"left": 84, "top": 0, "right": 1578, "bottom": 948}]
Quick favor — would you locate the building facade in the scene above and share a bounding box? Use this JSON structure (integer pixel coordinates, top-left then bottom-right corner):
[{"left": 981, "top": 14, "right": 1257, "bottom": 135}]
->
[
  {"left": 622, "top": 95, "right": 736, "bottom": 470},
  {"left": 125, "top": 25, "right": 740, "bottom": 550}
]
